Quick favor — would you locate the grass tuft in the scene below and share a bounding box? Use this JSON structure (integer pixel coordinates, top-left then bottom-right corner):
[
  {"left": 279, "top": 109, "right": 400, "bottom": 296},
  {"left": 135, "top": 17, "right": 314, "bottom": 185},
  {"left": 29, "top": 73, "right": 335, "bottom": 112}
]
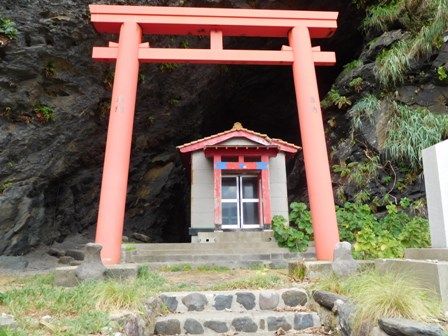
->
[
  {"left": 210, "top": 272, "right": 285, "bottom": 290},
  {"left": 314, "top": 270, "right": 443, "bottom": 333},
  {"left": 349, "top": 94, "right": 381, "bottom": 130}
]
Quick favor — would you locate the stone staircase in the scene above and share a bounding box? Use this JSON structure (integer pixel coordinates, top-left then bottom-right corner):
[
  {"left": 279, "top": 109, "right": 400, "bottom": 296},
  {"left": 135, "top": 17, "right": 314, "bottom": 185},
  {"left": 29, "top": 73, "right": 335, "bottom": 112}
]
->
[
  {"left": 154, "top": 288, "right": 321, "bottom": 335},
  {"left": 122, "top": 231, "right": 315, "bottom": 268}
]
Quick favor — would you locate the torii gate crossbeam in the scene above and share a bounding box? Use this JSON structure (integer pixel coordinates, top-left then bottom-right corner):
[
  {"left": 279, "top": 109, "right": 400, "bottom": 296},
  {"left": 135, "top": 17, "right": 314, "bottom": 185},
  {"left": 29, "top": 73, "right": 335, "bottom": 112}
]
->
[{"left": 89, "top": 5, "right": 340, "bottom": 264}]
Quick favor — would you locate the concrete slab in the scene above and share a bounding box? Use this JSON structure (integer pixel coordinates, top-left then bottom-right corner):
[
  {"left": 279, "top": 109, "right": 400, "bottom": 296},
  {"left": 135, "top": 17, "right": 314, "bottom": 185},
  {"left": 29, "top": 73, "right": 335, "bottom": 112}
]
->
[
  {"left": 405, "top": 248, "right": 448, "bottom": 261},
  {"left": 375, "top": 259, "right": 448, "bottom": 310}
]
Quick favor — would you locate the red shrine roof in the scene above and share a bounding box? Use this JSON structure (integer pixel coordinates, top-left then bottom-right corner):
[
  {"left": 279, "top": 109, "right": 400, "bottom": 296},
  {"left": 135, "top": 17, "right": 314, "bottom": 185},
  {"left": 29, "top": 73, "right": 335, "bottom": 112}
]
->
[{"left": 177, "top": 122, "right": 300, "bottom": 154}]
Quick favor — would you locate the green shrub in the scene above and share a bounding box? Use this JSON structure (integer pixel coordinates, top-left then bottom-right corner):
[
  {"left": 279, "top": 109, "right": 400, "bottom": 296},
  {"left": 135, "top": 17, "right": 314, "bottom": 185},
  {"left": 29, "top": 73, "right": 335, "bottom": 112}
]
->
[
  {"left": 33, "top": 104, "right": 55, "bottom": 123},
  {"left": 274, "top": 200, "right": 431, "bottom": 259},
  {"left": 383, "top": 102, "right": 448, "bottom": 167},
  {"left": 362, "top": 0, "right": 404, "bottom": 31},
  {"left": 0, "top": 18, "right": 18, "bottom": 39},
  {"left": 437, "top": 65, "right": 448, "bottom": 82},
  {"left": 349, "top": 77, "right": 364, "bottom": 92},
  {"left": 349, "top": 94, "right": 381, "bottom": 130}
]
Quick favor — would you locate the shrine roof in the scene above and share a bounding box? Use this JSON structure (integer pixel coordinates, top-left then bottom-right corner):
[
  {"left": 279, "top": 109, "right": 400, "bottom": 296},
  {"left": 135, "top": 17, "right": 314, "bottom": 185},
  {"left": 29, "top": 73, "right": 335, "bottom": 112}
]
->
[{"left": 177, "top": 122, "right": 300, "bottom": 154}]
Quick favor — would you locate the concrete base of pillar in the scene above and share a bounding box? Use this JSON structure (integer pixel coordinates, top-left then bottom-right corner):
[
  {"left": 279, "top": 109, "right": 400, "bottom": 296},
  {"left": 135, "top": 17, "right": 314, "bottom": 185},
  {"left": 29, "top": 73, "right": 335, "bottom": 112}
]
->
[{"left": 375, "top": 259, "right": 448, "bottom": 310}]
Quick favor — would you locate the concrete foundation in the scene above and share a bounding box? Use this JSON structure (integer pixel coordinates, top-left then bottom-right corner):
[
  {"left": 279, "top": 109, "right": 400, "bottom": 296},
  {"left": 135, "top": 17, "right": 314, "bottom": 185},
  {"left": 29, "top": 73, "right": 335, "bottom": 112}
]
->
[{"left": 375, "top": 259, "right": 448, "bottom": 310}]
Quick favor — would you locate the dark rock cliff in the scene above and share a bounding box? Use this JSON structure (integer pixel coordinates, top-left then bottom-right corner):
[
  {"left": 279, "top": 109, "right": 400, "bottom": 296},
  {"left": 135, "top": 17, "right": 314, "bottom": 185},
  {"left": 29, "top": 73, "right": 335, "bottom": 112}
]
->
[{"left": 0, "top": 0, "right": 445, "bottom": 255}]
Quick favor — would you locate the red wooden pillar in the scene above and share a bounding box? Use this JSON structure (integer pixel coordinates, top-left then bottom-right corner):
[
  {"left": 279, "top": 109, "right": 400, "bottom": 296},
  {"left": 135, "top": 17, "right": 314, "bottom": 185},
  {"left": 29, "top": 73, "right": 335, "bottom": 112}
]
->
[
  {"left": 260, "top": 155, "right": 272, "bottom": 228},
  {"left": 213, "top": 155, "right": 222, "bottom": 230},
  {"left": 289, "top": 26, "right": 340, "bottom": 260},
  {"left": 95, "top": 21, "right": 142, "bottom": 264}
]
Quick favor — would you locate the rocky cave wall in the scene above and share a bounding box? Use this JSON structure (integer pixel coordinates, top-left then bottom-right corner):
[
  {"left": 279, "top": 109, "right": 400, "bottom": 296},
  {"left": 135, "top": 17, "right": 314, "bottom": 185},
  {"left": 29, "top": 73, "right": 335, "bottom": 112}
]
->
[{"left": 1, "top": 0, "right": 446, "bottom": 255}]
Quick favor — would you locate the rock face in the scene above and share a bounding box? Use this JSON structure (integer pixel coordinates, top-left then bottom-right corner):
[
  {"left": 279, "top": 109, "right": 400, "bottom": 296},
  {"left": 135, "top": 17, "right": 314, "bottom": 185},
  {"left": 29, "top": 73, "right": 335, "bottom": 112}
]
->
[
  {"left": 332, "top": 241, "right": 359, "bottom": 277},
  {"left": 0, "top": 0, "right": 364, "bottom": 255},
  {"left": 312, "top": 290, "right": 347, "bottom": 311}
]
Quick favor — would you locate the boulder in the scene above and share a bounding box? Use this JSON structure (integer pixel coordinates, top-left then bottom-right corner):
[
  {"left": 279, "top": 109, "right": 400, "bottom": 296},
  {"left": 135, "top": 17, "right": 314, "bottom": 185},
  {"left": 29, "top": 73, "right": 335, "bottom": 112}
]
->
[
  {"left": 332, "top": 242, "right": 359, "bottom": 277},
  {"left": 0, "top": 256, "right": 28, "bottom": 271},
  {"left": 182, "top": 293, "right": 208, "bottom": 311},
  {"left": 75, "top": 243, "right": 106, "bottom": 282},
  {"left": 313, "top": 290, "right": 348, "bottom": 310},
  {"left": 378, "top": 318, "right": 445, "bottom": 336},
  {"left": 0, "top": 313, "right": 17, "bottom": 329},
  {"left": 131, "top": 233, "right": 151, "bottom": 243}
]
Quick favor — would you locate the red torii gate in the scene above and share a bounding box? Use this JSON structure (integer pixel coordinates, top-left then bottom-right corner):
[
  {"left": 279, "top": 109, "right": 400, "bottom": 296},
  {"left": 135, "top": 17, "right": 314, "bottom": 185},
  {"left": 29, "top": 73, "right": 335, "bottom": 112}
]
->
[{"left": 89, "top": 5, "right": 340, "bottom": 264}]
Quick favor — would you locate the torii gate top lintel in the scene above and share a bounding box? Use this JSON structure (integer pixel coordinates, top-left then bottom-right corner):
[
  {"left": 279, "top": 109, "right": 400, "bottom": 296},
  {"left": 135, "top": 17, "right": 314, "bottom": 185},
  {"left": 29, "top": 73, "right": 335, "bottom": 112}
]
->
[
  {"left": 90, "top": 4, "right": 341, "bottom": 265},
  {"left": 89, "top": 5, "right": 338, "bottom": 38}
]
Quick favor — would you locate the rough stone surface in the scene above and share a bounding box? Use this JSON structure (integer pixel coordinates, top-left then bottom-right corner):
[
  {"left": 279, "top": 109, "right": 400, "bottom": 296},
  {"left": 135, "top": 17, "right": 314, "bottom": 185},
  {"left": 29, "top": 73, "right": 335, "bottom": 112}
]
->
[
  {"left": 131, "top": 233, "right": 151, "bottom": 243},
  {"left": 335, "top": 301, "right": 356, "bottom": 336},
  {"left": 236, "top": 292, "right": 256, "bottom": 310},
  {"left": 204, "top": 320, "right": 229, "bottom": 333},
  {"left": 184, "top": 318, "right": 204, "bottom": 334},
  {"left": 65, "top": 249, "right": 85, "bottom": 261},
  {"left": 282, "top": 290, "right": 307, "bottom": 307},
  {"left": 154, "top": 319, "right": 181, "bottom": 335},
  {"left": 54, "top": 266, "right": 78, "bottom": 287},
  {"left": 267, "top": 316, "right": 291, "bottom": 331},
  {"left": 294, "top": 314, "right": 314, "bottom": 330},
  {"left": 160, "top": 295, "right": 178, "bottom": 313},
  {"left": 0, "top": 256, "right": 28, "bottom": 270},
  {"left": 313, "top": 290, "right": 348, "bottom": 310},
  {"left": 75, "top": 243, "right": 106, "bottom": 281},
  {"left": 213, "top": 294, "right": 232, "bottom": 311},
  {"left": 182, "top": 293, "right": 208, "bottom": 311},
  {"left": 105, "top": 264, "right": 138, "bottom": 280},
  {"left": 47, "top": 247, "right": 65, "bottom": 257},
  {"left": 332, "top": 242, "right": 359, "bottom": 277},
  {"left": 0, "top": 313, "right": 17, "bottom": 329},
  {"left": 259, "top": 292, "right": 280, "bottom": 310},
  {"left": 58, "top": 256, "right": 74, "bottom": 264},
  {"left": 231, "top": 317, "right": 258, "bottom": 333},
  {"left": 378, "top": 318, "right": 445, "bottom": 336}
]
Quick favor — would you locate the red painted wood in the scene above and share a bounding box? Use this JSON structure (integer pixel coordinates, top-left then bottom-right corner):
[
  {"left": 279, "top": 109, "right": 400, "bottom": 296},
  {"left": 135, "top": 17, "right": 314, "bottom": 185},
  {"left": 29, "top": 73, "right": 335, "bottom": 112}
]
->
[
  {"left": 90, "top": 5, "right": 338, "bottom": 38},
  {"left": 92, "top": 47, "right": 336, "bottom": 66},
  {"left": 213, "top": 155, "right": 222, "bottom": 226},
  {"left": 260, "top": 155, "right": 272, "bottom": 226}
]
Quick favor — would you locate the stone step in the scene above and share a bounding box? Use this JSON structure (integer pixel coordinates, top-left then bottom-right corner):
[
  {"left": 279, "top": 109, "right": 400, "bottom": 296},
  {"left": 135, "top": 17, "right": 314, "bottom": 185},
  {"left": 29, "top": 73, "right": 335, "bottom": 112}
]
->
[
  {"left": 154, "top": 311, "right": 320, "bottom": 335},
  {"left": 159, "top": 289, "right": 308, "bottom": 313},
  {"left": 130, "top": 247, "right": 293, "bottom": 256},
  {"left": 124, "top": 242, "right": 285, "bottom": 251},
  {"left": 196, "top": 231, "right": 275, "bottom": 243},
  {"left": 129, "top": 252, "right": 304, "bottom": 263}
]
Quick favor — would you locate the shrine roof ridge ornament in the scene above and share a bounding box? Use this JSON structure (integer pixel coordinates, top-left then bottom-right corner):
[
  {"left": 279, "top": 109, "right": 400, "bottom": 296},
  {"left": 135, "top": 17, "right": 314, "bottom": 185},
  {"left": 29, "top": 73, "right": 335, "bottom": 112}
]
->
[{"left": 89, "top": 5, "right": 338, "bottom": 38}]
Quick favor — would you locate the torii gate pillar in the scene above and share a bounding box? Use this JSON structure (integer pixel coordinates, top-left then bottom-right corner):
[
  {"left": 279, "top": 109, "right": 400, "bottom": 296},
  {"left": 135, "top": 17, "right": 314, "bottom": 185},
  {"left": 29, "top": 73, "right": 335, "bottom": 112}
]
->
[{"left": 90, "top": 5, "right": 340, "bottom": 264}]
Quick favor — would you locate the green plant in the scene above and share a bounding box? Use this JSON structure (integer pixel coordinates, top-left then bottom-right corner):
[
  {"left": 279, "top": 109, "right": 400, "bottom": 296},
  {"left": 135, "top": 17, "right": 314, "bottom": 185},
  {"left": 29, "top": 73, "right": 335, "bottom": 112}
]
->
[
  {"left": 289, "top": 202, "right": 313, "bottom": 240},
  {"left": 314, "top": 270, "right": 443, "bottom": 333},
  {"left": 43, "top": 61, "right": 56, "bottom": 78},
  {"left": 349, "top": 94, "right": 381, "bottom": 130},
  {"left": 33, "top": 104, "right": 55, "bottom": 123},
  {"left": 382, "top": 102, "right": 448, "bottom": 167},
  {"left": 0, "top": 18, "right": 18, "bottom": 39},
  {"left": 349, "top": 76, "right": 364, "bottom": 92},
  {"left": 321, "top": 88, "right": 352, "bottom": 109},
  {"left": 0, "top": 180, "right": 13, "bottom": 194},
  {"left": 272, "top": 215, "right": 310, "bottom": 252},
  {"left": 362, "top": 0, "right": 404, "bottom": 31},
  {"left": 159, "top": 63, "right": 180, "bottom": 72},
  {"left": 333, "top": 156, "right": 381, "bottom": 188},
  {"left": 375, "top": 41, "right": 410, "bottom": 87},
  {"left": 342, "top": 59, "right": 363, "bottom": 76},
  {"left": 437, "top": 65, "right": 448, "bottom": 82}
]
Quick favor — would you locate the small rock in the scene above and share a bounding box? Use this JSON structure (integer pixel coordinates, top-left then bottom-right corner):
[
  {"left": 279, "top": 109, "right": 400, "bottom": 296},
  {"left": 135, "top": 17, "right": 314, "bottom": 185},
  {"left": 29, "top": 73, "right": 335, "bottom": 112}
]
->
[
  {"left": 58, "top": 256, "right": 74, "bottom": 264},
  {"left": 122, "top": 236, "right": 129, "bottom": 243},
  {"left": 47, "top": 247, "right": 65, "bottom": 258},
  {"left": 371, "top": 326, "right": 389, "bottom": 336},
  {"left": 267, "top": 316, "right": 291, "bottom": 331},
  {"left": 236, "top": 292, "right": 256, "bottom": 310},
  {"left": 312, "top": 290, "right": 347, "bottom": 310},
  {"left": 75, "top": 243, "right": 106, "bottom": 281},
  {"left": 131, "top": 233, "right": 151, "bottom": 243},
  {"left": 213, "top": 294, "right": 232, "bottom": 311},
  {"left": 184, "top": 318, "right": 204, "bottom": 334},
  {"left": 69, "top": 260, "right": 82, "bottom": 266},
  {"left": 154, "top": 319, "right": 181, "bottom": 335},
  {"left": 0, "top": 256, "right": 28, "bottom": 271},
  {"left": 0, "top": 313, "right": 17, "bottom": 329},
  {"left": 294, "top": 313, "right": 315, "bottom": 330},
  {"left": 332, "top": 242, "right": 359, "bottom": 277},
  {"left": 282, "top": 289, "right": 308, "bottom": 307},
  {"left": 160, "top": 295, "right": 178, "bottom": 313},
  {"left": 182, "top": 293, "right": 208, "bottom": 311},
  {"left": 231, "top": 317, "right": 258, "bottom": 332},
  {"left": 259, "top": 292, "right": 280, "bottom": 310},
  {"left": 204, "top": 320, "right": 228, "bottom": 333},
  {"left": 65, "top": 249, "right": 85, "bottom": 261},
  {"left": 379, "top": 318, "right": 445, "bottom": 336},
  {"left": 335, "top": 301, "right": 356, "bottom": 336}
]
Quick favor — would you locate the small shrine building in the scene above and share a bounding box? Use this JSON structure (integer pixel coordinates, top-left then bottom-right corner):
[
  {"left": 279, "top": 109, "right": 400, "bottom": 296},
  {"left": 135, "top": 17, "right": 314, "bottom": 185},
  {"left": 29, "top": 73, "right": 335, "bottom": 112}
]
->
[{"left": 178, "top": 122, "right": 300, "bottom": 238}]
